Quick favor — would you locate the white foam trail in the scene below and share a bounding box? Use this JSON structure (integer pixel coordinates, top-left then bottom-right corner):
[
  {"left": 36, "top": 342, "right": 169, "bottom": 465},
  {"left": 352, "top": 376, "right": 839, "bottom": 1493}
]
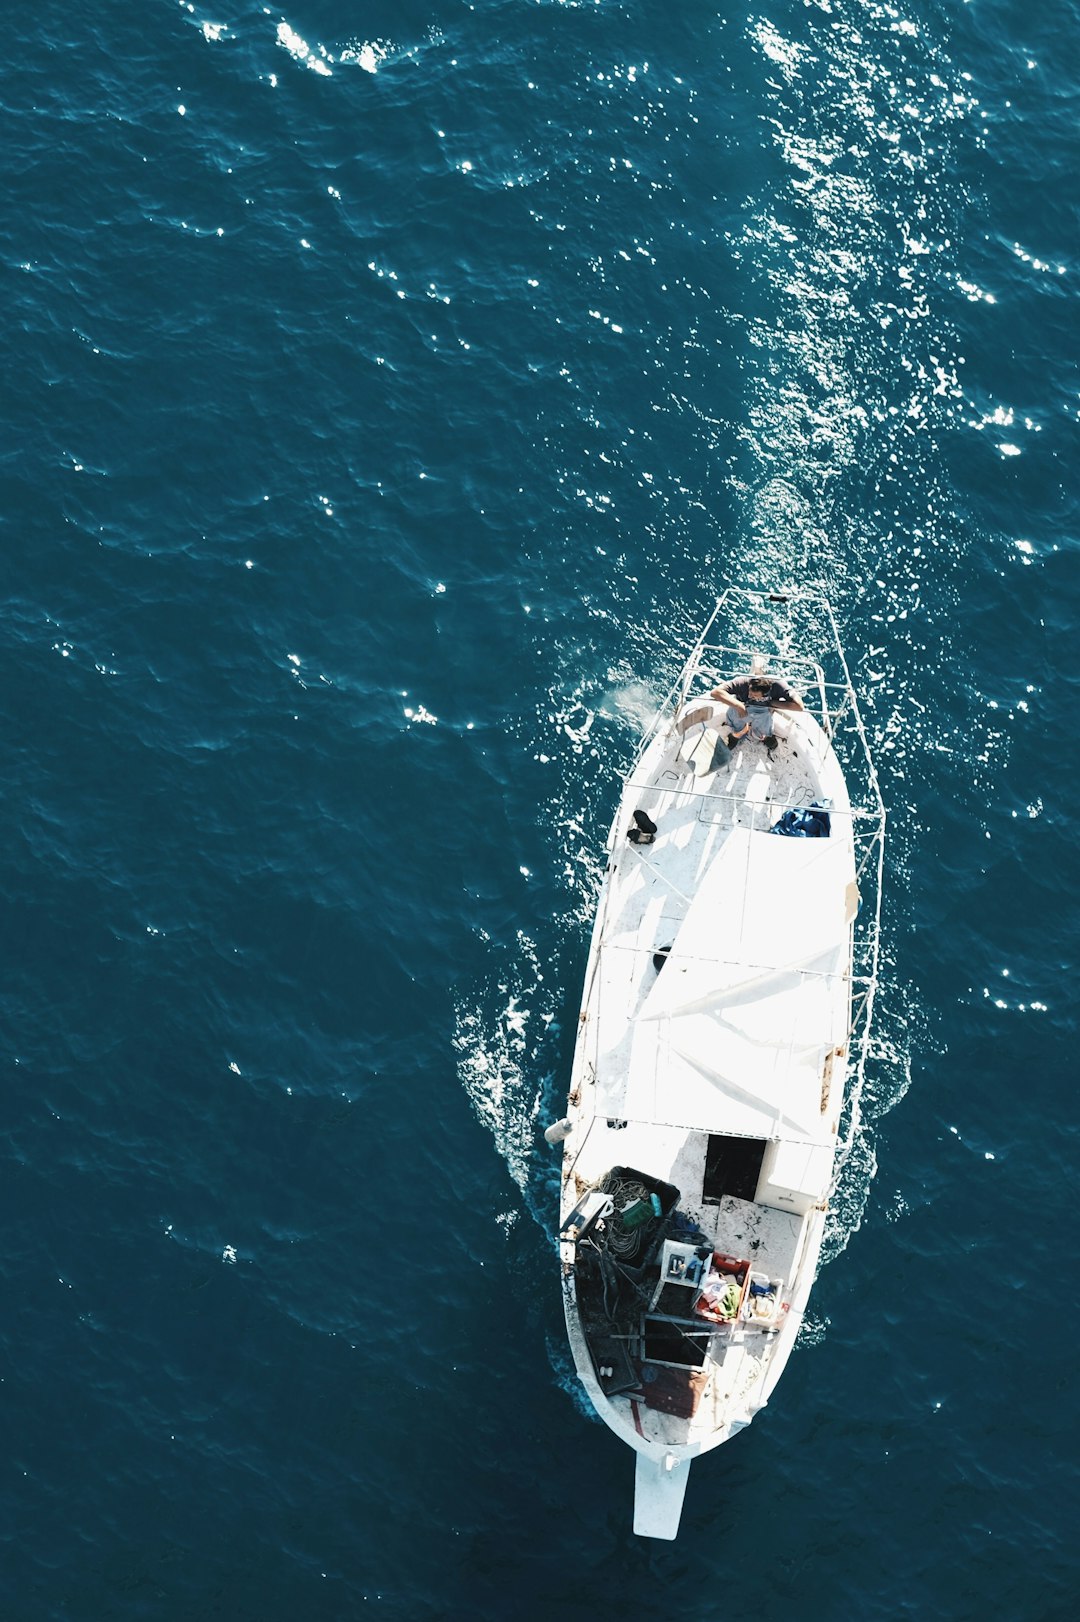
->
[
  {"left": 276, "top": 21, "right": 333, "bottom": 76},
  {"left": 546, "top": 1331, "right": 604, "bottom": 1423},
  {"left": 454, "top": 933, "right": 553, "bottom": 1198},
  {"left": 717, "top": 3, "right": 989, "bottom": 1273},
  {"left": 458, "top": 3, "right": 980, "bottom": 1336},
  {"left": 340, "top": 41, "right": 391, "bottom": 75}
]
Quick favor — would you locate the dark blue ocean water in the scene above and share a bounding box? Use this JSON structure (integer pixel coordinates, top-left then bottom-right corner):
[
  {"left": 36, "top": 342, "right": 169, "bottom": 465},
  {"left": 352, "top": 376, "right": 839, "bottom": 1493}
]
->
[{"left": 2, "top": 2, "right": 1077, "bottom": 1616}]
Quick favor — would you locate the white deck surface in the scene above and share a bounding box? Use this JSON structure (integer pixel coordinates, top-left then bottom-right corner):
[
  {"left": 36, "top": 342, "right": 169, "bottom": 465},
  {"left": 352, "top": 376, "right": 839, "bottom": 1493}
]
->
[{"left": 578, "top": 711, "right": 855, "bottom": 1144}]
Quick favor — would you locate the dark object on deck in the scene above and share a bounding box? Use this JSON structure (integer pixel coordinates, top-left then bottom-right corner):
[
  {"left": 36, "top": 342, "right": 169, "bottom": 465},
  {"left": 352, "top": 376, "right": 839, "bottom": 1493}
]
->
[
  {"left": 703, "top": 1135, "right": 768, "bottom": 1204},
  {"left": 652, "top": 943, "right": 672, "bottom": 974},
  {"left": 654, "top": 1280, "right": 704, "bottom": 1318},
  {"left": 633, "top": 809, "right": 658, "bottom": 835},
  {"left": 771, "top": 803, "right": 831, "bottom": 838},
  {"left": 596, "top": 1166, "right": 681, "bottom": 1266},
  {"left": 667, "top": 1210, "right": 712, "bottom": 1248},
  {"left": 601, "top": 1167, "right": 680, "bottom": 1217},
  {"left": 589, "top": 1334, "right": 640, "bottom": 1397}
]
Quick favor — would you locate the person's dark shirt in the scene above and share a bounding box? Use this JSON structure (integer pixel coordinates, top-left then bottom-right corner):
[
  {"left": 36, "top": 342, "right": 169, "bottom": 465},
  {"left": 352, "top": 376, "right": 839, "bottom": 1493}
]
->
[{"left": 729, "top": 678, "right": 795, "bottom": 705}]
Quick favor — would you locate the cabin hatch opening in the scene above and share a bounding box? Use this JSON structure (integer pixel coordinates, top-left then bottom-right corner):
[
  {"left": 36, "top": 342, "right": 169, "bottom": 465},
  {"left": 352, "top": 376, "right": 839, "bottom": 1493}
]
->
[{"left": 703, "top": 1135, "right": 767, "bottom": 1204}]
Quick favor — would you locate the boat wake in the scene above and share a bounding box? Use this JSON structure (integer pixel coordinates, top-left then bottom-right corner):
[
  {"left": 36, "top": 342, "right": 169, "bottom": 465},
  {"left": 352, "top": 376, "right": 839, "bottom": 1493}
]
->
[
  {"left": 453, "top": 937, "right": 552, "bottom": 1205},
  {"left": 455, "top": 0, "right": 982, "bottom": 1344},
  {"left": 715, "top": 1, "right": 980, "bottom": 1272},
  {"left": 546, "top": 1332, "right": 605, "bottom": 1427}
]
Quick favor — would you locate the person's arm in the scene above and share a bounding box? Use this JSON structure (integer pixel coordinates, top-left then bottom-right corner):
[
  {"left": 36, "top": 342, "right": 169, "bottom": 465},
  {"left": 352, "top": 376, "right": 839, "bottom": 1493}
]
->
[
  {"left": 770, "top": 684, "right": 804, "bottom": 713},
  {"left": 710, "top": 682, "right": 745, "bottom": 715}
]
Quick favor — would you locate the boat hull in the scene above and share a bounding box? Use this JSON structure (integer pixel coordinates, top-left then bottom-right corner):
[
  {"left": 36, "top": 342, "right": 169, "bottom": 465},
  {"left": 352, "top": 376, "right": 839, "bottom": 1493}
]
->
[{"left": 555, "top": 591, "right": 885, "bottom": 1538}]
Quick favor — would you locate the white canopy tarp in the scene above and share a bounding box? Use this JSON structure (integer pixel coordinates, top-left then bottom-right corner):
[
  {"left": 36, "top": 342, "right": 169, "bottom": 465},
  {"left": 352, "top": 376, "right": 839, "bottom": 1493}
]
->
[{"left": 594, "top": 827, "right": 854, "bottom": 1140}]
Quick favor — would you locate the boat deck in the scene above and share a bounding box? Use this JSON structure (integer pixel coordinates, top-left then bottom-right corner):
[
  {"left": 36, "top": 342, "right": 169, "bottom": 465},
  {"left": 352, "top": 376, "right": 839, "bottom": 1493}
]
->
[
  {"left": 570, "top": 1122, "right": 803, "bottom": 1276},
  {"left": 580, "top": 709, "right": 853, "bottom": 1144},
  {"left": 563, "top": 705, "right": 851, "bottom": 1450},
  {"left": 569, "top": 1119, "right": 809, "bottom": 1446},
  {"left": 609, "top": 708, "right": 843, "bottom": 984}
]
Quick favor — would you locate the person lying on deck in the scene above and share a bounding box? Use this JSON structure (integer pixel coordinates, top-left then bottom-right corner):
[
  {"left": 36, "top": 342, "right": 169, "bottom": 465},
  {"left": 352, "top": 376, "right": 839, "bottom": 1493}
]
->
[{"left": 709, "top": 671, "right": 804, "bottom": 754}]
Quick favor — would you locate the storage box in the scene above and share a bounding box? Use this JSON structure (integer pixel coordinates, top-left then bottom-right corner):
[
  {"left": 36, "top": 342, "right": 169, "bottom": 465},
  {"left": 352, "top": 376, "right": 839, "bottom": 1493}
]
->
[
  {"left": 693, "top": 1254, "right": 751, "bottom": 1324},
  {"left": 588, "top": 1334, "right": 640, "bottom": 1396},
  {"left": 649, "top": 1239, "right": 708, "bottom": 1309},
  {"left": 756, "top": 1139, "right": 833, "bottom": 1216},
  {"left": 741, "top": 1271, "right": 785, "bottom": 1328},
  {"left": 712, "top": 1252, "right": 750, "bottom": 1284}
]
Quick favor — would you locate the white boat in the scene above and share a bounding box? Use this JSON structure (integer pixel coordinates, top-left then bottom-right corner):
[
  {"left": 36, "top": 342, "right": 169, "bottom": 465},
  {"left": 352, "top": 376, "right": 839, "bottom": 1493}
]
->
[{"left": 556, "top": 587, "right": 885, "bottom": 1539}]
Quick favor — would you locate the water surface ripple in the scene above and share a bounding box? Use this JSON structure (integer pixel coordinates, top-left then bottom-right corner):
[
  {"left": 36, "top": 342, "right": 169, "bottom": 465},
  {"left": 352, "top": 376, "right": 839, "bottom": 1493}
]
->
[{"left": 1, "top": 2, "right": 1077, "bottom": 1618}]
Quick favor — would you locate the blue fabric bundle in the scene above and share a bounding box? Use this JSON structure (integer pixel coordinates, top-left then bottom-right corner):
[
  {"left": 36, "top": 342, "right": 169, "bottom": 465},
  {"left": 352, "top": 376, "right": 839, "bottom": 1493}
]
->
[{"left": 770, "top": 804, "right": 831, "bottom": 838}]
